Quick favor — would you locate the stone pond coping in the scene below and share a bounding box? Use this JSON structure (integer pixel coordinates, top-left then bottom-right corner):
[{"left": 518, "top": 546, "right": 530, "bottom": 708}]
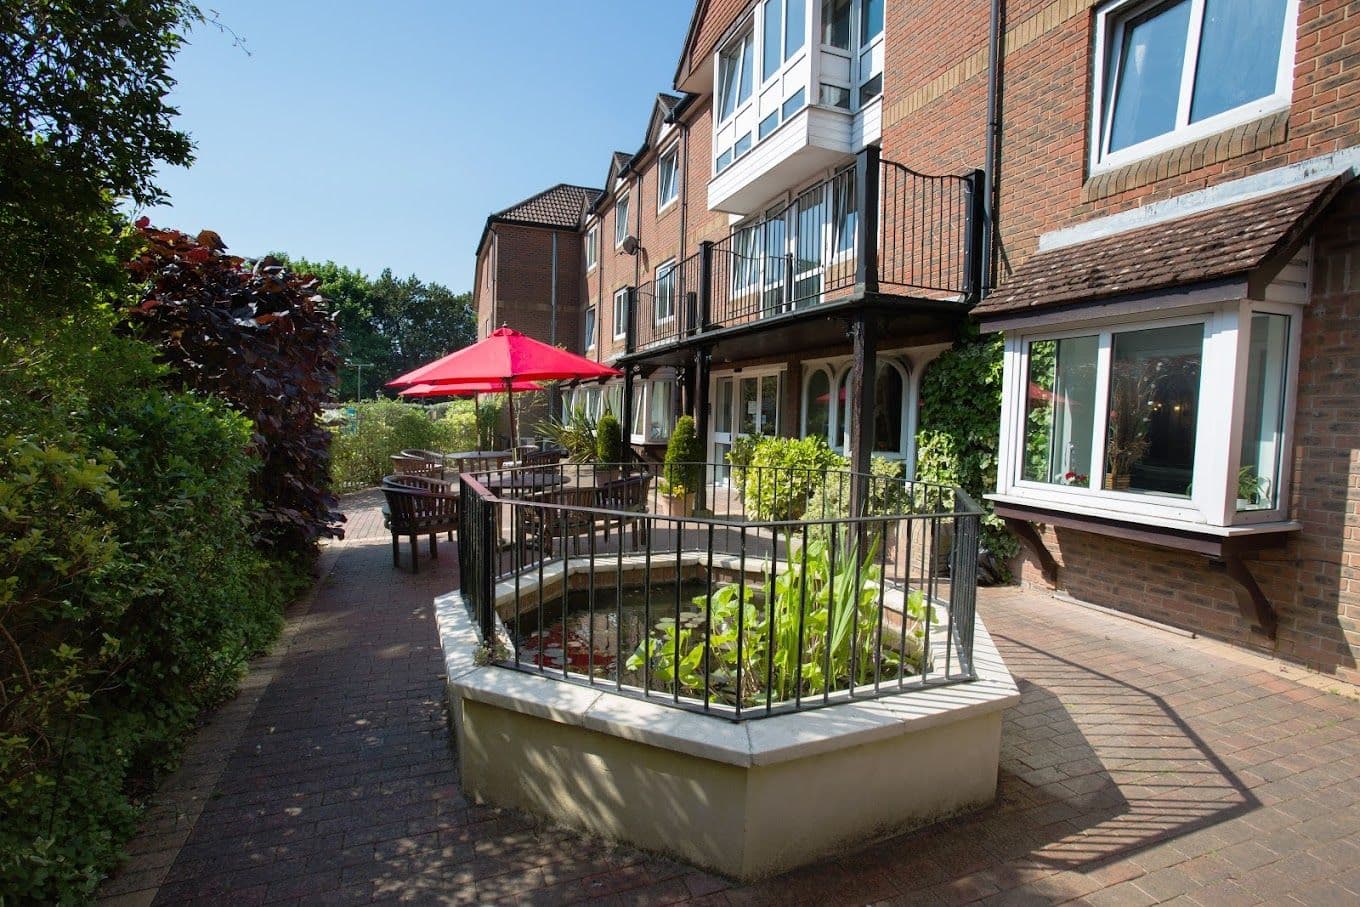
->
[{"left": 433, "top": 571, "right": 1019, "bottom": 769}]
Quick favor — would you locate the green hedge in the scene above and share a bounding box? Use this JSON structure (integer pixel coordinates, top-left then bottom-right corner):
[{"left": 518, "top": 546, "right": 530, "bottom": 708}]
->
[
  {"left": 0, "top": 371, "right": 299, "bottom": 900},
  {"left": 328, "top": 398, "right": 494, "bottom": 491}
]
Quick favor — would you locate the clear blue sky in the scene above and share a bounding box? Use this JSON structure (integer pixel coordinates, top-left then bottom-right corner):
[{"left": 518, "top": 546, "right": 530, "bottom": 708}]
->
[{"left": 144, "top": 1, "right": 695, "bottom": 293}]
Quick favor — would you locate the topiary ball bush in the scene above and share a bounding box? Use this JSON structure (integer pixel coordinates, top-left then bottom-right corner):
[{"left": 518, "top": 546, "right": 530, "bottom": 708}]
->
[
  {"left": 663, "top": 415, "right": 704, "bottom": 493},
  {"left": 596, "top": 412, "right": 624, "bottom": 466}
]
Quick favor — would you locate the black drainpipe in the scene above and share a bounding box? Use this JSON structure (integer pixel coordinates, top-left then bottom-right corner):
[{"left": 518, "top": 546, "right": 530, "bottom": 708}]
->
[{"left": 982, "top": 0, "right": 1004, "bottom": 295}]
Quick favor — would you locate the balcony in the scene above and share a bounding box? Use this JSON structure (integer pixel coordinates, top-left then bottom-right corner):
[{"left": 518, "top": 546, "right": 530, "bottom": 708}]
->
[{"left": 625, "top": 149, "right": 984, "bottom": 359}]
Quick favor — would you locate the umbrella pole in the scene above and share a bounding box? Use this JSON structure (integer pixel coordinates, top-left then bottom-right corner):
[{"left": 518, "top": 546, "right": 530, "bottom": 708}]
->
[
  {"left": 474, "top": 392, "right": 482, "bottom": 450},
  {"left": 506, "top": 377, "right": 518, "bottom": 462}
]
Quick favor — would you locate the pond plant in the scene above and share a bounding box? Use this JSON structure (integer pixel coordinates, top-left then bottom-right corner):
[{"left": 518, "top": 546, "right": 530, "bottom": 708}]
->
[{"left": 626, "top": 532, "right": 936, "bottom": 706}]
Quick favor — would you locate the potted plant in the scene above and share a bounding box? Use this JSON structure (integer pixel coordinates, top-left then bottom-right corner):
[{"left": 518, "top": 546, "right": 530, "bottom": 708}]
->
[
  {"left": 595, "top": 412, "right": 624, "bottom": 480},
  {"left": 662, "top": 415, "right": 704, "bottom": 517}
]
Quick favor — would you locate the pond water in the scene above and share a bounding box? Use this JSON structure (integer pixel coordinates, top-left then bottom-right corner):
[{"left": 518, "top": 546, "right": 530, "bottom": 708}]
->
[{"left": 507, "top": 581, "right": 711, "bottom": 680}]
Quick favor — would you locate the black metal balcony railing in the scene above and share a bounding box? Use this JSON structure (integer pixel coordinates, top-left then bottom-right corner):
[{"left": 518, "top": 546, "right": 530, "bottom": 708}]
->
[
  {"left": 457, "top": 460, "right": 983, "bottom": 721},
  {"left": 625, "top": 149, "right": 983, "bottom": 355}
]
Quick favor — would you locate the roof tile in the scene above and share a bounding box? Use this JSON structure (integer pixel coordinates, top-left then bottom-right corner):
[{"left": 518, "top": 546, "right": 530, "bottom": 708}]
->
[
  {"left": 976, "top": 176, "right": 1347, "bottom": 319},
  {"left": 493, "top": 184, "right": 602, "bottom": 230}
]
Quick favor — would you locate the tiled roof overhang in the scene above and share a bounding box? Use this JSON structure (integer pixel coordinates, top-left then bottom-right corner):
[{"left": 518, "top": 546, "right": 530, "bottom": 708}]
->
[{"left": 976, "top": 175, "right": 1350, "bottom": 331}]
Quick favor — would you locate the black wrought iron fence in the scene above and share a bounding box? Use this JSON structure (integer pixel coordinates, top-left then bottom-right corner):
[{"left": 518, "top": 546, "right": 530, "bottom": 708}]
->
[
  {"left": 630, "top": 251, "right": 703, "bottom": 351},
  {"left": 877, "top": 161, "right": 979, "bottom": 298},
  {"left": 457, "top": 460, "right": 982, "bottom": 721}
]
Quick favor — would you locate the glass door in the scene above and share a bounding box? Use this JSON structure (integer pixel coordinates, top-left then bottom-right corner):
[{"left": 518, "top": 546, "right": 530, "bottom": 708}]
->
[
  {"left": 711, "top": 377, "right": 736, "bottom": 483},
  {"left": 710, "top": 372, "right": 782, "bottom": 485}
]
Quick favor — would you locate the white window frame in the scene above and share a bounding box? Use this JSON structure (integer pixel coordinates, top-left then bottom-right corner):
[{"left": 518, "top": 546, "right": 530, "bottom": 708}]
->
[
  {"left": 614, "top": 193, "right": 631, "bottom": 248},
  {"left": 654, "top": 260, "right": 678, "bottom": 325},
  {"left": 612, "top": 287, "right": 629, "bottom": 341},
  {"left": 585, "top": 224, "right": 598, "bottom": 271},
  {"left": 583, "top": 305, "right": 597, "bottom": 351},
  {"left": 995, "top": 300, "right": 1303, "bottom": 530},
  {"left": 657, "top": 146, "right": 680, "bottom": 213},
  {"left": 717, "top": 30, "right": 755, "bottom": 126},
  {"left": 1089, "top": 0, "right": 1299, "bottom": 174}
]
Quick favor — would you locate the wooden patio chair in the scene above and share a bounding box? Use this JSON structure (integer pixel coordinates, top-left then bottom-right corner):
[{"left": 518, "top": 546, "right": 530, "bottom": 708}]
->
[
  {"left": 521, "top": 447, "right": 566, "bottom": 471},
  {"left": 596, "top": 474, "right": 651, "bottom": 546},
  {"left": 381, "top": 475, "right": 459, "bottom": 573},
  {"left": 517, "top": 486, "right": 598, "bottom": 557},
  {"left": 391, "top": 453, "right": 443, "bottom": 480}
]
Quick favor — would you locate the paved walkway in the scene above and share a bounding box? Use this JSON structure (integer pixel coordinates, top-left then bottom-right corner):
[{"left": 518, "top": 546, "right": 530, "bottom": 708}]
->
[{"left": 101, "top": 492, "right": 1360, "bottom": 906}]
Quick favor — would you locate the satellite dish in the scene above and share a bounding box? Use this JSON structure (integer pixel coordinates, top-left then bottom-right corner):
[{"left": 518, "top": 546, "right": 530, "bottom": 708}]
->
[{"left": 621, "top": 235, "right": 639, "bottom": 255}]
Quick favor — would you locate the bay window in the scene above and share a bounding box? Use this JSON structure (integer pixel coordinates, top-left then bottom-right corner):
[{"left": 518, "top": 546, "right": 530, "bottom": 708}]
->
[
  {"left": 999, "top": 302, "right": 1300, "bottom": 528},
  {"left": 1092, "top": 0, "right": 1297, "bottom": 170},
  {"left": 718, "top": 32, "right": 754, "bottom": 123}
]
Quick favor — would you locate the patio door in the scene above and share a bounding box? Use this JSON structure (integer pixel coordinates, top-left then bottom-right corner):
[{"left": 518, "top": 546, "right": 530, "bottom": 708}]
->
[{"left": 711, "top": 372, "right": 782, "bottom": 485}]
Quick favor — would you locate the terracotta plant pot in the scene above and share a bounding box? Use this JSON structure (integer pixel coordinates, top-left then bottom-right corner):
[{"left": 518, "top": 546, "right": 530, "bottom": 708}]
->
[{"left": 666, "top": 493, "right": 695, "bottom": 518}]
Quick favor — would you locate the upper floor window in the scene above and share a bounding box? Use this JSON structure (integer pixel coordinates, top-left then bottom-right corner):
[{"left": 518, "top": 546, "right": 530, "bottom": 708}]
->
[
  {"left": 585, "top": 224, "right": 598, "bottom": 270},
  {"left": 584, "top": 305, "right": 596, "bottom": 350},
  {"left": 762, "top": 0, "right": 806, "bottom": 81},
  {"left": 655, "top": 260, "right": 677, "bottom": 323},
  {"left": 1092, "top": 0, "right": 1295, "bottom": 170},
  {"left": 718, "top": 31, "right": 754, "bottom": 122},
  {"left": 657, "top": 147, "right": 679, "bottom": 211},
  {"left": 613, "top": 287, "right": 628, "bottom": 340},
  {"left": 614, "top": 193, "right": 630, "bottom": 247},
  {"left": 822, "top": 0, "right": 850, "bottom": 48}
]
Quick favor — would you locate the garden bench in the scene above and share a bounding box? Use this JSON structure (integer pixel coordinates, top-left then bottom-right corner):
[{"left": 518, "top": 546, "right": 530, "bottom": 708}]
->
[{"left": 381, "top": 474, "right": 459, "bottom": 573}]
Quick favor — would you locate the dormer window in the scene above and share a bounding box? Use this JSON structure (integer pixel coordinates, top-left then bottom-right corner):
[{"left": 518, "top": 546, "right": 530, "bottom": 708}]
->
[{"left": 1091, "top": 0, "right": 1297, "bottom": 171}]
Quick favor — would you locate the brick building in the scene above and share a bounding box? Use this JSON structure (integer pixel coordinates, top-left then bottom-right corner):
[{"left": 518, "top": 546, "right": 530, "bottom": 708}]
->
[{"left": 470, "top": 0, "right": 1360, "bottom": 685}]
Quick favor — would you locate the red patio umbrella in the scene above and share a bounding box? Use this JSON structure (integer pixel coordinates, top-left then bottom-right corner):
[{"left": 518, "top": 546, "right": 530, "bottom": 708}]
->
[{"left": 388, "top": 327, "right": 621, "bottom": 452}]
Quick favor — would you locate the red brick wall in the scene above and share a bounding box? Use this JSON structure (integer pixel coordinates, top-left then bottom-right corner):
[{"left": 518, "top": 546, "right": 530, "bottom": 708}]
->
[
  {"left": 882, "top": 0, "right": 1360, "bottom": 274},
  {"left": 482, "top": 223, "right": 584, "bottom": 351}
]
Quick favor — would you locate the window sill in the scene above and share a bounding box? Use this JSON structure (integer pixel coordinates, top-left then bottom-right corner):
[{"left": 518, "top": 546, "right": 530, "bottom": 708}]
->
[
  {"left": 657, "top": 198, "right": 679, "bottom": 217},
  {"left": 988, "top": 493, "right": 1299, "bottom": 542},
  {"left": 1083, "top": 109, "right": 1290, "bottom": 202}
]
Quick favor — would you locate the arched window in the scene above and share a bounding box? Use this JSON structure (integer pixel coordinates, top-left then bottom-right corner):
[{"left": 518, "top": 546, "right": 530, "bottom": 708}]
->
[
  {"left": 804, "top": 367, "right": 832, "bottom": 442},
  {"left": 874, "top": 362, "right": 905, "bottom": 454}
]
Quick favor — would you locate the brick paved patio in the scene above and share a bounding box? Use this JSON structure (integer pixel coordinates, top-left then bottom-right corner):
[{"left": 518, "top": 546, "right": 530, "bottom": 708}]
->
[{"left": 100, "top": 491, "right": 1360, "bottom": 906}]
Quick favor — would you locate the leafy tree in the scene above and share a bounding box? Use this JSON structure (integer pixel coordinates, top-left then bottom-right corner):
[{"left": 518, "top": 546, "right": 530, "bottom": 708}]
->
[
  {"left": 126, "top": 224, "right": 345, "bottom": 557},
  {"left": 279, "top": 256, "right": 475, "bottom": 399},
  {"left": 0, "top": 0, "right": 198, "bottom": 329}
]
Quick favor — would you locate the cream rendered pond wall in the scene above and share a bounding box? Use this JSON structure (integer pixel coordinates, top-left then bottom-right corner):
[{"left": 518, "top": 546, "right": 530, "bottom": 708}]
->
[{"left": 435, "top": 556, "right": 1019, "bottom": 881}]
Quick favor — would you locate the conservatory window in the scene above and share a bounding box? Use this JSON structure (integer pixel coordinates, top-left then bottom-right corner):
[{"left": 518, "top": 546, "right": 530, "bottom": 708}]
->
[
  {"left": 1003, "top": 306, "right": 1298, "bottom": 528},
  {"left": 822, "top": 0, "right": 851, "bottom": 48},
  {"left": 1104, "top": 323, "right": 1202, "bottom": 495},
  {"left": 647, "top": 380, "right": 676, "bottom": 441},
  {"left": 1023, "top": 335, "right": 1098, "bottom": 486},
  {"left": 718, "top": 31, "right": 754, "bottom": 122},
  {"left": 1238, "top": 312, "right": 1289, "bottom": 512}
]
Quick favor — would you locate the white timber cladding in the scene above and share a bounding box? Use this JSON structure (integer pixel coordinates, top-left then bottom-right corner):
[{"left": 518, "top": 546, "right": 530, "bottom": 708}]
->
[
  {"left": 992, "top": 248, "right": 1309, "bottom": 532},
  {"left": 1088, "top": 0, "right": 1300, "bottom": 175},
  {"left": 709, "top": 0, "right": 885, "bottom": 215}
]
